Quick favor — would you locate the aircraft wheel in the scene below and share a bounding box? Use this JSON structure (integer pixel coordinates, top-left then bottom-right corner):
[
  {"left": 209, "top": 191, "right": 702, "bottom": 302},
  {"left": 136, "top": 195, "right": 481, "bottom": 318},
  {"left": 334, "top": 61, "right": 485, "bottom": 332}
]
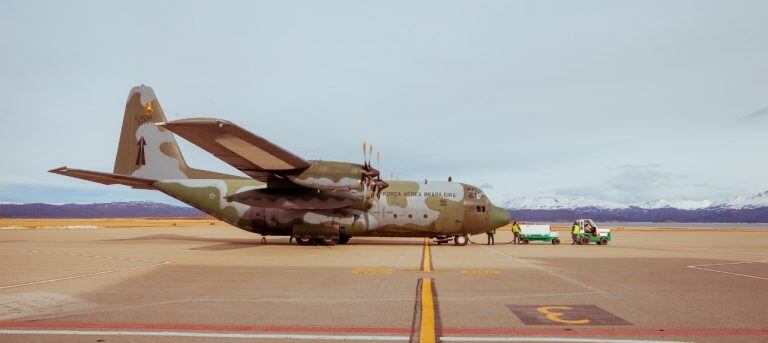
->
[
  {"left": 599, "top": 238, "right": 608, "bottom": 245},
  {"left": 296, "top": 237, "right": 314, "bottom": 246},
  {"left": 453, "top": 235, "right": 468, "bottom": 246},
  {"left": 552, "top": 238, "right": 560, "bottom": 245},
  {"left": 522, "top": 238, "right": 530, "bottom": 245},
  {"left": 318, "top": 237, "right": 338, "bottom": 246},
  {"left": 579, "top": 236, "right": 590, "bottom": 245},
  {"left": 338, "top": 234, "right": 351, "bottom": 244}
]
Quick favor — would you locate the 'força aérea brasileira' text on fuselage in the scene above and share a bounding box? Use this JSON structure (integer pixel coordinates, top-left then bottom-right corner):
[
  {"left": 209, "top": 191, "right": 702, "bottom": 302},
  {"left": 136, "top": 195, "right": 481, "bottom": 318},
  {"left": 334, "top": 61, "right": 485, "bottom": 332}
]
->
[{"left": 50, "top": 85, "right": 510, "bottom": 245}]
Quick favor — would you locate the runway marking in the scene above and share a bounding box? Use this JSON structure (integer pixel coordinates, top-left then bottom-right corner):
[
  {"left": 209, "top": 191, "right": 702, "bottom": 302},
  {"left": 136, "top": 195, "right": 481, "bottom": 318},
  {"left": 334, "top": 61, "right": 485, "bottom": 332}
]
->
[
  {"left": 0, "top": 322, "right": 765, "bottom": 338},
  {"left": 0, "top": 250, "right": 172, "bottom": 290},
  {"left": 354, "top": 268, "right": 394, "bottom": 275},
  {"left": 686, "top": 260, "right": 768, "bottom": 281},
  {"left": 421, "top": 239, "right": 432, "bottom": 272},
  {"left": 0, "top": 329, "right": 409, "bottom": 341},
  {"left": 418, "top": 278, "right": 436, "bottom": 343},
  {"left": 460, "top": 269, "right": 501, "bottom": 275},
  {"left": 442, "top": 328, "right": 768, "bottom": 336},
  {"left": 507, "top": 305, "right": 631, "bottom": 326},
  {"left": 440, "top": 338, "right": 688, "bottom": 343},
  {"left": 409, "top": 278, "right": 441, "bottom": 343},
  {"left": 0, "top": 329, "right": 694, "bottom": 342}
]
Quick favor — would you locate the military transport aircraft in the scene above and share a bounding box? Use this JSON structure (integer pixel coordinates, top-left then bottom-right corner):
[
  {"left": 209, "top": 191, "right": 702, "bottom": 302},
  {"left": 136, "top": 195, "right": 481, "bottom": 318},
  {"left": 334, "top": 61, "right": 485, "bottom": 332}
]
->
[{"left": 50, "top": 86, "right": 510, "bottom": 246}]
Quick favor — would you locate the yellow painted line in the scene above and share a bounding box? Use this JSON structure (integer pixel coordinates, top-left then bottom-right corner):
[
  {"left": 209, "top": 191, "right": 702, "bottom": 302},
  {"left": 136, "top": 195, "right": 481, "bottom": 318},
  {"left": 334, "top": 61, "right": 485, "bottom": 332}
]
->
[
  {"left": 353, "top": 268, "right": 394, "bottom": 275},
  {"left": 418, "top": 278, "right": 435, "bottom": 343},
  {"left": 422, "top": 238, "right": 431, "bottom": 272},
  {"left": 460, "top": 269, "right": 501, "bottom": 275}
]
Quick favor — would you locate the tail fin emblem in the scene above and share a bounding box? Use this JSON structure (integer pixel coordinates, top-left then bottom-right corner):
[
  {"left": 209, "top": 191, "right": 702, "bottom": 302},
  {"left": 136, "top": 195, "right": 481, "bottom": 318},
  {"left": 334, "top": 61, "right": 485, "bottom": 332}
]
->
[
  {"left": 135, "top": 137, "right": 146, "bottom": 166},
  {"left": 144, "top": 102, "right": 153, "bottom": 117}
]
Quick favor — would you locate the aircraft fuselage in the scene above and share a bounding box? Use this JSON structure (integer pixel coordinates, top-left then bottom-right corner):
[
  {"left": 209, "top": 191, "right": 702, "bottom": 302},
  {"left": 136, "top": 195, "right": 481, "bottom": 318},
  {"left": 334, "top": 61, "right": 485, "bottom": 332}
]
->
[{"left": 153, "top": 179, "right": 509, "bottom": 238}]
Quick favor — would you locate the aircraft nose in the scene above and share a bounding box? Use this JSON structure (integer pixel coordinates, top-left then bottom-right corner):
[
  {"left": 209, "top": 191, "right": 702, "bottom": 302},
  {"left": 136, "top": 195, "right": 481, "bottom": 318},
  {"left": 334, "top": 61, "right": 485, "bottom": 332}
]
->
[{"left": 490, "top": 206, "right": 510, "bottom": 230}]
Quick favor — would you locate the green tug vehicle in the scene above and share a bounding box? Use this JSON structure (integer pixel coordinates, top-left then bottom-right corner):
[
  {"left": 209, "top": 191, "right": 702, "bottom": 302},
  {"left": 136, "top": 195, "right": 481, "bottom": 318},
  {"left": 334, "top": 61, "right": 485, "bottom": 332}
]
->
[
  {"left": 519, "top": 224, "right": 561, "bottom": 245},
  {"left": 575, "top": 219, "right": 611, "bottom": 245}
]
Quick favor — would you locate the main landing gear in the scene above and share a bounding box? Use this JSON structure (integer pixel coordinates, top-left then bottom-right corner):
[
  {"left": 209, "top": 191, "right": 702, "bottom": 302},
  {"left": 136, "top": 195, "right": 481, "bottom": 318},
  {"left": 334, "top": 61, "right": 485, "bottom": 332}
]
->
[{"left": 295, "top": 237, "right": 339, "bottom": 246}]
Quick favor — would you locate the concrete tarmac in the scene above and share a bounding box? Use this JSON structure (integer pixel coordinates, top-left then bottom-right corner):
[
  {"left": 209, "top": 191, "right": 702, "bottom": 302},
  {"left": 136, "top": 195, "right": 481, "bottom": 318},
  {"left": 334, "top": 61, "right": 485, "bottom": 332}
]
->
[{"left": 0, "top": 227, "right": 766, "bottom": 342}]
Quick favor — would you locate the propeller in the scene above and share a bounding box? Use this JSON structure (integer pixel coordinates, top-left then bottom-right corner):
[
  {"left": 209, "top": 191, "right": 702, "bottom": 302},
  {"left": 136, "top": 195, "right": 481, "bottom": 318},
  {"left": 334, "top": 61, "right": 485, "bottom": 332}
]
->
[
  {"left": 372, "top": 153, "right": 389, "bottom": 198},
  {"left": 360, "top": 142, "right": 388, "bottom": 199}
]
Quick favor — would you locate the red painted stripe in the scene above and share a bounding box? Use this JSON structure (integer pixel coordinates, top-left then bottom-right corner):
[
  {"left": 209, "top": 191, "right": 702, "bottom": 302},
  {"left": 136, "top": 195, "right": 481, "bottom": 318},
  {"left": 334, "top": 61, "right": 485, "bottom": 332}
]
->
[
  {"left": 443, "top": 328, "right": 768, "bottom": 336},
  {"left": 0, "top": 321, "right": 253, "bottom": 332},
  {"left": 0, "top": 321, "right": 409, "bottom": 334},
  {"left": 0, "top": 321, "right": 766, "bottom": 336}
]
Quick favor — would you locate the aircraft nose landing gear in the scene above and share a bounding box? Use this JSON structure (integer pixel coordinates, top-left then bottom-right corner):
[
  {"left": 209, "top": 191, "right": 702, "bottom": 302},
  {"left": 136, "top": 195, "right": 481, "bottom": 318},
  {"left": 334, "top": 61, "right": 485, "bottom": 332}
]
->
[{"left": 453, "top": 235, "right": 468, "bottom": 246}]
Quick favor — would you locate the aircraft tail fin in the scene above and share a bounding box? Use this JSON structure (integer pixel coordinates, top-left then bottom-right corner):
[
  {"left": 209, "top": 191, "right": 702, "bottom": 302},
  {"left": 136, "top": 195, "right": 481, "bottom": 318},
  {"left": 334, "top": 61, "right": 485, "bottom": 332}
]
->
[{"left": 113, "top": 85, "right": 243, "bottom": 180}]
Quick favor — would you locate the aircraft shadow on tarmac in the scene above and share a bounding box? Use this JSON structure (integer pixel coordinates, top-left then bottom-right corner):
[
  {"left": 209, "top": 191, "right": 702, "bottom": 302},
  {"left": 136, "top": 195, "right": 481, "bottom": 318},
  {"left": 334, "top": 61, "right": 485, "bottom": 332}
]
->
[
  {"left": 104, "top": 234, "right": 429, "bottom": 248},
  {"left": 103, "top": 234, "right": 266, "bottom": 250}
]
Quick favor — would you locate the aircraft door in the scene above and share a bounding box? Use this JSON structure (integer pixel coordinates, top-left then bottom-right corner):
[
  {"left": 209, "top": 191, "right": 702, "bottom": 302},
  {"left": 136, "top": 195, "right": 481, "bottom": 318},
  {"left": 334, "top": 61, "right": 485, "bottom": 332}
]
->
[{"left": 463, "top": 203, "right": 489, "bottom": 232}]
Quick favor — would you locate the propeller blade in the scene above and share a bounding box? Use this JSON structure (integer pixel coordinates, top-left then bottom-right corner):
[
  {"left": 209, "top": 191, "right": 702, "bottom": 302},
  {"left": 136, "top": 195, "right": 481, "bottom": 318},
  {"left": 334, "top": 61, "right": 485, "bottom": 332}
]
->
[
  {"left": 362, "top": 142, "right": 367, "bottom": 167},
  {"left": 368, "top": 144, "right": 373, "bottom": 166}
]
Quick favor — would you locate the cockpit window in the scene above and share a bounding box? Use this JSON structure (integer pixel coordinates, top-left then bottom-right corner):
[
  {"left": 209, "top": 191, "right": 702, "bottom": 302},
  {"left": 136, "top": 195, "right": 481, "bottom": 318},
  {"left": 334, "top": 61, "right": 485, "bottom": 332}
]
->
[{"left": 467, "top": 188, "right": 486, "bottom": 200}]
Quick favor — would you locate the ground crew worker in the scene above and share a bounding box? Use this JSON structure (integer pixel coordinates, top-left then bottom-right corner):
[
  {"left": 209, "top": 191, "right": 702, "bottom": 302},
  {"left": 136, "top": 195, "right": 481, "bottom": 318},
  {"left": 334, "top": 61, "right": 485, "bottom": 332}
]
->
[
  {"left": 487, "top": 229, "right": 495, "bottom": 245},
  {"left": 511, "top": 221, "right": 521, "bottom": 244},
  {"left": 571, "top": 221, "right": 581, "bottom": 245}
]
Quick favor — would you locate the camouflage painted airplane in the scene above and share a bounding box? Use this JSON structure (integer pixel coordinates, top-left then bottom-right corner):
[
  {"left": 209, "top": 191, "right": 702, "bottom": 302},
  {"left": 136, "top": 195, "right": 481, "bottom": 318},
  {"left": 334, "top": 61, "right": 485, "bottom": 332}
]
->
[{"left": 51, "top": 85, "right": 510, "bottom": 246}]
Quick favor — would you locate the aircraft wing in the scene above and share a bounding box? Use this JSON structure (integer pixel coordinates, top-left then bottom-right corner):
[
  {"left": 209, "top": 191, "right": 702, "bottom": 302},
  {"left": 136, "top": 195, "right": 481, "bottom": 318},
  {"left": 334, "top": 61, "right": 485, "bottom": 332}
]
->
[
  {"left": 49, "top": 167, "right": 156, "bottom": 189},
  {"left": 157, "top": 118, "right": 311, "bottom": 181},
  {"left": 225, "top": 188, "right": 354, "bottom": 210}
]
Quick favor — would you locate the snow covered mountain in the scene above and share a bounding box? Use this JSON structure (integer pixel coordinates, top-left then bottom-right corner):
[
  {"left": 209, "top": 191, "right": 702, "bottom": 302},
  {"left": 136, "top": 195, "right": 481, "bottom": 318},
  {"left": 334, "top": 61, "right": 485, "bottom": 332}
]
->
[
  {"left": 503, "top": 191, "right": 768, "bottom": 211},
  {"left": 635, "top": 199, "right": 713, "bottom": 210},
  {"left": 502, "top": 191, "right": 768, "bottom": 223},
  {"left": 500, "top": 195, "right": 624, "bottom": 210},
  {"left": 710, "top": 191, "right": 768, "bottom": 209}
]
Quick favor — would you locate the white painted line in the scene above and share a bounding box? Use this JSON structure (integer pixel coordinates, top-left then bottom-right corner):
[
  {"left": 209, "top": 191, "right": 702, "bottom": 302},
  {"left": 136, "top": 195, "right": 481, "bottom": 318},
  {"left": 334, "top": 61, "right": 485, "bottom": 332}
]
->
[
  {"left": 442, "top": 337, "right": 689, "bottom": 343},
  {"left": 0, "top": 330, "right": 682, "bottom": 343},
  {"left": 0, "top": 250, "right": 172, "bottom": 290},
  {"left": 0, "top": 330, "right": 690, "bottom": 342},
  {"left": 686, "top": 260, "right": 768, "bottom": 281},
  {"left": 0, "top": 329, "right": 408, "bottom": 341}
]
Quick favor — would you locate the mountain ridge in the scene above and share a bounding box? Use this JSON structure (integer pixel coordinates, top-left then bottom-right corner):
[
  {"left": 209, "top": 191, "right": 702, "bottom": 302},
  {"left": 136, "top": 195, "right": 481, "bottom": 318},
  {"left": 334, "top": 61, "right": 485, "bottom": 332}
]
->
[
  {"left": 502, "top": 190, "right": 768, "bottom": 223},
  {"left": 0, "top": 201, "right": 205, "bottom": 218},
  {"left": 502, "top": 190, "right": 768, "bottom": 210}
]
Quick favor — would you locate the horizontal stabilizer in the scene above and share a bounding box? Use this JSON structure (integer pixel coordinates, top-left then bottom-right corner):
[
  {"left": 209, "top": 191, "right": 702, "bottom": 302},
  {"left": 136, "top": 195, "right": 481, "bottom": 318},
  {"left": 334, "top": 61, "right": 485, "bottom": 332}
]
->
[
  {"left": 157, "top": 118, "right": 310, "bottom": 181},
  {"left": 49, "top": 167, "right": 156, "bottom": 190},
  {"left": 226, "top": 188, "right": 353, "bottom": 210}
]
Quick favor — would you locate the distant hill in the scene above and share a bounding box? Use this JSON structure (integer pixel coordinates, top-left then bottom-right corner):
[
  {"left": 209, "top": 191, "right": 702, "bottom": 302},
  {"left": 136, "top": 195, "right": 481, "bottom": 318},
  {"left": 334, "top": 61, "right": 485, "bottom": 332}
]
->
[{"left": 0, "top": 201, "right": 205, "bottom": 218}]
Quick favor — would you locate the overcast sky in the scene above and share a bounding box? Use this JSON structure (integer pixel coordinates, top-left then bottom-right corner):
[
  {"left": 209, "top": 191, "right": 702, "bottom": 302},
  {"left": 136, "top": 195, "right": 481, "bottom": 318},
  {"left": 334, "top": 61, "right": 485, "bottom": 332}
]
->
[{"left": 1, "top": 0, "right": 767, "bottom": 205}]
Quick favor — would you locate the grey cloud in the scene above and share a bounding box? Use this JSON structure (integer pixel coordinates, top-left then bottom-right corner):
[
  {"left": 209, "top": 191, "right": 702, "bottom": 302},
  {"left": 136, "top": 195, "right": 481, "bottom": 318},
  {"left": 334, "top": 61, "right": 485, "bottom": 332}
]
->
[
  {"left": 605, "top": 164, "right": 673, "bottom": 194},
  {"left": 742, "top": 107, "right": 768, "bottom": 119},
  {"left": 554, "top": 165, "right": 689, "bottom": 204}
]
